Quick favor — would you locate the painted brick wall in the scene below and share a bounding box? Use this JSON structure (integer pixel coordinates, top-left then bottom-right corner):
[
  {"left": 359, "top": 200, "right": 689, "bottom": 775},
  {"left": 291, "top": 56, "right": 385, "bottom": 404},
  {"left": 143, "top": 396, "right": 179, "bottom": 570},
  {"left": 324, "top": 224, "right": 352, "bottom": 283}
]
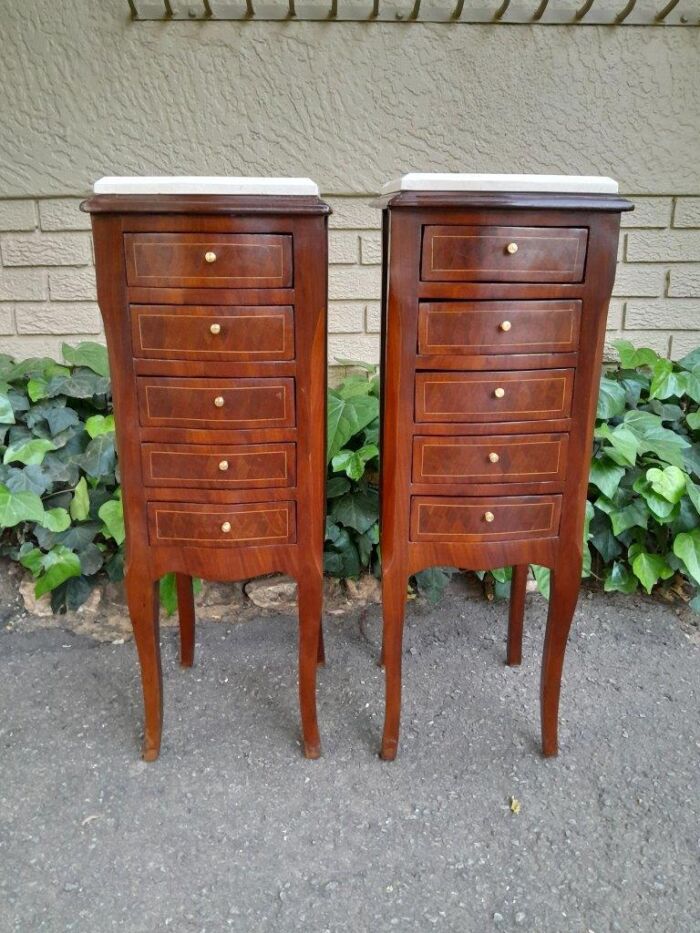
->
[{"left": 0, "top": 194, "right": 698, "bottom": 363}]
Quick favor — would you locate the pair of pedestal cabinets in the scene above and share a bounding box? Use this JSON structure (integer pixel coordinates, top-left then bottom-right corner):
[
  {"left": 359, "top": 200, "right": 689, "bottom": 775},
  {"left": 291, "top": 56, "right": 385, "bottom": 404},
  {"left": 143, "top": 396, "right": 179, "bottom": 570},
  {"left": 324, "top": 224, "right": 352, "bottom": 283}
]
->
[{"left": 83, "top": 174, "right": 632, "bottom": 761}]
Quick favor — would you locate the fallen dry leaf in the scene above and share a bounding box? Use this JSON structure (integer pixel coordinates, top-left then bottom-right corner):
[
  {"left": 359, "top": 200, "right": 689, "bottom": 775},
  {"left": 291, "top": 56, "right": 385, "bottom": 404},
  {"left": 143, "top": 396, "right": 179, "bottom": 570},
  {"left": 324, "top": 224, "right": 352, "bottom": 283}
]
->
[{"left": 509, "top": 796, "right": 521, "bottom": 815}]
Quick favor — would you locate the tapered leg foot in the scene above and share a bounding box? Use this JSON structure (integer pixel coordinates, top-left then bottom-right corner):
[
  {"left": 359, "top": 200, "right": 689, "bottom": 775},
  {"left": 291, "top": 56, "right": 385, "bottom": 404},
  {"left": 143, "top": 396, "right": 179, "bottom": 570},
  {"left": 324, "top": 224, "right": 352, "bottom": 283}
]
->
[
  {"left": 125, "top": 568, "right": 162, "bottom": 761},
  {"left": 540, "top": 558, "right": 581, "bottom": 757},
  {"left": 380, "top": 565, "right": 408, "bottom": 761},
  {"left": 507, "top": 564, "right": 528, "bottom": 666},
  {"left": 176, "top": 573, "right": 195, "bottom": 668},
  {"left": 298, "top": 574, "right": 323, "bottom": 758}
]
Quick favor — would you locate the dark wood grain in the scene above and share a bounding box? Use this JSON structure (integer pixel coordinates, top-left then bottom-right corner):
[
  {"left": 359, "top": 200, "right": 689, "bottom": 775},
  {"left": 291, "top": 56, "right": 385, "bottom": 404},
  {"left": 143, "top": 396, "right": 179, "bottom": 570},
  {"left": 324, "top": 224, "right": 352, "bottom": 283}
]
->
[
  {"left": 84, "top": 195, "right": 329, "bottom": 760},
  {"left": 378, "top": 190, "right": 630, "bottom": 761}
]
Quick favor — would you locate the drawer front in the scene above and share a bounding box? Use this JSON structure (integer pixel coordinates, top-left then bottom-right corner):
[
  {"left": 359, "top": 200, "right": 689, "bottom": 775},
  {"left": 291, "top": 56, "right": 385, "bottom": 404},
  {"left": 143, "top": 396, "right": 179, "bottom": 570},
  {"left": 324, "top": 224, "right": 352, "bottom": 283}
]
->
[
  {"left": 412, "top": 434, "right": 568, "bottom": 485},
  {"left": 142, "top": 442, "right": 296, "bottom": 489},
  {"left": 137, "top": 377, "right": 295, "bottom": 430},
  {"left": 421, "top": 226, "right": 588, "bottom": 284},
  {"left": 131, "top": 305, "right": 294, "bottom": 361},
  {"left": 415, "top": 369, "right": 574, "bottom": 423},
  {"left": 125, "top": 233, "right": 293, "bottom": 289},
  {"left": 417, "top": 301, "right": 581, "bottom": 356},
  {"left": 410, "top": 495, "right": 562, "bottom": 543},
  {"left": 148, "top": 501, "right": 296, "bottom": 548}
]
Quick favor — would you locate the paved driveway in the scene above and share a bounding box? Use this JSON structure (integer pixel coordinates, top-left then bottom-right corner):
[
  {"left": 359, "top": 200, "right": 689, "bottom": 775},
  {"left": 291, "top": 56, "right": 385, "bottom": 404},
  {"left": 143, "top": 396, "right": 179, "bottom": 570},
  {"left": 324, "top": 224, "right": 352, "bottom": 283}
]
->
[{"left": 1, "top": 585, "right": 698, "bottom": 932}]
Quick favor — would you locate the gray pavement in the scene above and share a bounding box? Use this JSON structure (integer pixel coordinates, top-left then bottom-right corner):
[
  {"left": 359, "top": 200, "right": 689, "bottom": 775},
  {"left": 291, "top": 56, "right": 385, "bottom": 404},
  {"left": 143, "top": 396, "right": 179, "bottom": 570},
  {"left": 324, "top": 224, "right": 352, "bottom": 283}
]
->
[{"left": 1, "top": 583, "right": 698, "bottom": 933}]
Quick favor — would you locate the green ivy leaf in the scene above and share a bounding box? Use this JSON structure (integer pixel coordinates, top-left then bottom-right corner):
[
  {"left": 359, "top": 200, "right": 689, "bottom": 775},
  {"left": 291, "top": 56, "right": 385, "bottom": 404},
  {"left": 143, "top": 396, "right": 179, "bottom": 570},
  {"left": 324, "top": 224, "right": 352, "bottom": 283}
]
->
[
  {"left": 673, "top": 530, "right": 700, "bottom": 586},
  {"left": 0, "top": 393, "right": 15, "bottom": 425},
  {"left": 604, "top": 561, "right": 638, "bottom": 593},
  {"left": 597, "top": 376, "right": 626, "bottom": 420},
  {"left": 623, "top": 410, "right": 690, "bottom": 468},
  {"left": 85, "top": 414, "right": 115, "bottom": 438},
  {"left": 41, "top": 508, "right": 71, "bottom": 533},
  {"left": 78, "top": 433, "right": 116, "bottom": 479},
  {"left": 326, "top": 392, "right": 379, "bottom": 463},
  {"left": 0, "top": 484, "right": 45, "bottom": 527},
  {"left": 159, "top": 572, "right": 178, "bottom": 616},
  {"left": 34, "top": 545, "right": 81, "bottom": 597},
  {"left": 687, "top": 412, "right": 700, "bottom": 431},
  {"left": 530, "top": 564, "right": 551, "bottom": 599},
  {"left": 98, "top": 496, "right": 125, "bottom": 545},
  {"left": 330, "top": 488, "right": 378, "bottom": 534},
  {"left": 646, "top": 465, "right": 686, "bottom": 504},
  {"left": 613, "top": 340, "right": 660, "bottom": 370},
  {"left": 595, "top": 423, "right": 639, "bottom": 467},
  {"left": 589, "top": 458, "right": 625, "bottom": 499},
  {"left": 414, "top": 567, "right": 456, "bottom": 604},
  {"left": 677, "top": 347, "right": 700, "bottom": 374},
  {"left": 61, "top": 342, "right": 110, "bottom": 378},
  {"left": 629, "top": 546, "right": 674, "bottom": 594},
  {"left": 331, "top": 443, "right": 379, "bottom": 481},
  {"left": 3, "top": 438, "right": 55, "bottom": 466},
  {"left": 45, "top": 368, "right": 110, "bottom": 400},
  {"left": 70, "top": 476, "right": 90, "bottom": 521},
  {"left": 326, "top": 476, "right": 351, "bottom": 498},
  {"left": 19, "top": 547, "right": 44, "bottom": 577}
]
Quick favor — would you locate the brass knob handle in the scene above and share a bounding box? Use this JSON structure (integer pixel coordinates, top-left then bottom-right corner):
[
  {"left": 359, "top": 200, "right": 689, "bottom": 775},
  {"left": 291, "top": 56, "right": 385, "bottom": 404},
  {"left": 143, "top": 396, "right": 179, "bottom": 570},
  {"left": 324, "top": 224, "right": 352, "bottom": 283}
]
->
[
  {"left": 221, "top": 521, "right": 232, "bottom": 533},
  {"left": 209, "top": 323, "right": 221, "bottom": 335},
  {"left": 484, "top": 511, "right": 495, "bottom": 523},
  {"left": 488, "top": 452, "right": 500, "bottom": 463},
  {"left": 213, "top": 395, "right": 225, "bottom": 408},
  {"left": 506, "top": 242, "right": 518, "bottom": 255},
  {"left": 205, "top": 251, "right": 217, "bottom": 263},
  {"left": 499, "top": 320, "right": 512, "bottom": 332},
  {"left": 493, "top": 387, "right": 506, "bottom": 399},
  {"left": 218, "top": 460, "right": 229, "bottom": 472}
]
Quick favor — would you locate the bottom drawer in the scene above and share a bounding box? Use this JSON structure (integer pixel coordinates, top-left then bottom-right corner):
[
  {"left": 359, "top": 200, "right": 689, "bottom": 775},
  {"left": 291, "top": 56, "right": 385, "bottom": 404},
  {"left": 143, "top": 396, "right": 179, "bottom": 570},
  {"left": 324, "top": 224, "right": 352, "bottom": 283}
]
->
[
  {"left": 410, "top": 495, "right": 561, "bottom": 543},
  {"left": 148, "top": 501, "right": 296, "bottom": 548}
]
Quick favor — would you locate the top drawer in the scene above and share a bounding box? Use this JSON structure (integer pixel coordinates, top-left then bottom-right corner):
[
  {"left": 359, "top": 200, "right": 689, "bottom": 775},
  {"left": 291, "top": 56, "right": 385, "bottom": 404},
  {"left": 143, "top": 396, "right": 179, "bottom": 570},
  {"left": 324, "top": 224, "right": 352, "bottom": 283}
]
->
[
  {"left": 421, "top": 225, "right": 588, "bottom": 284},
  {"left": 125, "top": 233, "right": 293, "bottom": 289}
]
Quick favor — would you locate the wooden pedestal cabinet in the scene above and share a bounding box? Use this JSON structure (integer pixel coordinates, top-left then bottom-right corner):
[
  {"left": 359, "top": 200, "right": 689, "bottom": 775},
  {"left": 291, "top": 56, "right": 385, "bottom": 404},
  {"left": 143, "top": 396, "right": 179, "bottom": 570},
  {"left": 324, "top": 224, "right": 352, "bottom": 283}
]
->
[
  {"left": 83, "top": 179, "right": 329, "bottom": 760},
  {"left": 376, "top": 175, "right": 632, "bottom": 760}
]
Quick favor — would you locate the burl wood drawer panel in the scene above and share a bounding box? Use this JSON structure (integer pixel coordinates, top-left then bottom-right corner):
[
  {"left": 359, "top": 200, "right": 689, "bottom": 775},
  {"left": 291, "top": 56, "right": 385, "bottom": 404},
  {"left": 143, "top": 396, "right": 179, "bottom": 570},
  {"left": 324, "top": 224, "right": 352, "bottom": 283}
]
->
[
  {"left": 410, "top": 495, "right": 562, "bottom": 543},
  {"left": 412, "top": 434, "right": 569, "bottom": 485},
  {"left": 142, "top": 442, "right": 296, "bottom": 490},
  {"left": 415, "top": 369, "right": 574, "bottom": 423},
  {"left": 421, "top": 226, "right": 588, "bottom": 284},
  {"left": 417, "top": 301, "right": 581, "bottom": 356},
  {"left": 131, "top": 305, "right": 295, "bottom": 361},
  {"left": 148, "top": 501, "right": 296, "bottom": 548},
  {"left": 137, "top": 377, "right": 295, "bottom": 430},
  {"left": 125, "top": 233, "right": 293, "bottom": 289}
]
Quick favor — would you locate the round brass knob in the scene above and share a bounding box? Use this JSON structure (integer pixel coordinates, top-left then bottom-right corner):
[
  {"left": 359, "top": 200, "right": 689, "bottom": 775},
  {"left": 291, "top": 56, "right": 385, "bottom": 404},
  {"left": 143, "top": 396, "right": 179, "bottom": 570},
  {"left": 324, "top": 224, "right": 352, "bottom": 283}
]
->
[
  {"left": 218, "top": 460, "right": 229, "bottom": 472},
  {"left": 506, "top": 242, "right": 518, "bottom": 255},
  {"left": 210, "top": 323, "right": 221, "bottom": 335},
  {"left": 213, "top": 395, "right": 225, "bottom": 408},
  {"left": 221, "top": 521, "right": 232, "bottom": 533},
  {"left": 205, "top": 251, "right": 217, "bottom": 263},
  {"left": 499, "top": 320, "right": 512, "bottom": 332},
  {"left": 493, "top": 387, "right": 506, "bottom": 399},
  {"left": 484, "top": 511, "right": 495, "bottom": 523},
  {"left": 488, "top": 452, "right": 500, "bottom": 463}
]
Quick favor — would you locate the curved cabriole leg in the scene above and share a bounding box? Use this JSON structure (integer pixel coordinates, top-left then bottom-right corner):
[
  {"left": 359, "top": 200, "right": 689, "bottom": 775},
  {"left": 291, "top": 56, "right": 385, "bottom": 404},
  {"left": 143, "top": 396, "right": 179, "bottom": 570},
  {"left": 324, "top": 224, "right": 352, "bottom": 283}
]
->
[
  {"left": 540, "top": 557, "right": 581, "bottom": 757},
  {"left": 176, "top": 573, "right": 195, "bottom": 668},
  {"left": 298, "top": 573, "right": 323, "bottom": 759},
  {"left": 507, "top": 564, "right": 528, "bottom": 666},
  {"left": 125, "top": 569, "right": 162, "bottom": 761},
  {"left": 380, "top": 566, "right": 408, "bottom": 761}
]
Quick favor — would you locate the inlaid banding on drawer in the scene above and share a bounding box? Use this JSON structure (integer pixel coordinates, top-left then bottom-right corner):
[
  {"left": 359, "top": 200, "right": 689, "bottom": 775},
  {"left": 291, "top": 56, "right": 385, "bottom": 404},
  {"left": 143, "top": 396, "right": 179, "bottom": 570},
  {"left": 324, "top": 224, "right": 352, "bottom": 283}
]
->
[
  {"left": 410, "top": 495, "right": 562, "bottom": 543},
  {"left": 148, "top": 501, "right": 296, "bottom": 548},
  {"left": 415, "top": 369, "right": 574, "bottom": 423},
  {"left": 418, "top": 301, "right": 581, "bottom": 356},
  {"left": 137, "top": 377, "right": 295, "bottom": 430},
  {"left": 131, "top": 305, "right": 294, "bottom": 361},
  {"left": 412, "top": 434, "right": 569, "bottom": 485},
  {"left": 125, "top": 233, "right": 292, "bottom": 289},
  {"left": 142, "top": 442, "right": 296, "bottom": 489},
  {"left": 421, "top": 225, "right": 588, "bottom": 284}
]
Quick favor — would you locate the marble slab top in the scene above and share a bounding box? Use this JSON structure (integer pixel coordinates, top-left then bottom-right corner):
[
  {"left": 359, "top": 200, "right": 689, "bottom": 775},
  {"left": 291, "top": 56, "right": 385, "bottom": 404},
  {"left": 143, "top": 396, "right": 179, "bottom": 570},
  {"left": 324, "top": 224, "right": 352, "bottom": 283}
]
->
[
  {"left": 93, "top": 176, "right": 320, "bottom": 196},
  {"left": 381, "top": 173, "right": 619, "bottom": 195}
]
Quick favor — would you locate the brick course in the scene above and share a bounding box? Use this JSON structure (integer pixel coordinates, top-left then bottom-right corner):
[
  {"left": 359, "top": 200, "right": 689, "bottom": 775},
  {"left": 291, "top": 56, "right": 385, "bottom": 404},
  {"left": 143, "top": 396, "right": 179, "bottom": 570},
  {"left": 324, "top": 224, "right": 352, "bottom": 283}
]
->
[{"left": 0, "top": 194, "right": 698, "bottom": 363}]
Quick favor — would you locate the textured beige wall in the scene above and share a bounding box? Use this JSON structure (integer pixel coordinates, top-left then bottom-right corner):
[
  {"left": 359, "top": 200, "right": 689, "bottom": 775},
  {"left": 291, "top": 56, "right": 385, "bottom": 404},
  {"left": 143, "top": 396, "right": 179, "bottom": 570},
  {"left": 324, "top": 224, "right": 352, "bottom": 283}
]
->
[{"left": 1, "top": 0, "right": 699, "bottom": 361}]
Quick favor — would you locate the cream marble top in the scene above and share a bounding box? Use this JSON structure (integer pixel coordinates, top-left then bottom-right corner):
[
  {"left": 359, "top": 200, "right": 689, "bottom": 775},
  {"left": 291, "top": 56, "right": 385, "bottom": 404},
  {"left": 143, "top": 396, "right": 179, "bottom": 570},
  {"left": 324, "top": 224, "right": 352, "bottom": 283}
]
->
[
  {"left": 381, "top": 173, "right": 619, "bottom": 195},
  {"left": 93, "top": 176, "right": 320, "bottom": 196}
]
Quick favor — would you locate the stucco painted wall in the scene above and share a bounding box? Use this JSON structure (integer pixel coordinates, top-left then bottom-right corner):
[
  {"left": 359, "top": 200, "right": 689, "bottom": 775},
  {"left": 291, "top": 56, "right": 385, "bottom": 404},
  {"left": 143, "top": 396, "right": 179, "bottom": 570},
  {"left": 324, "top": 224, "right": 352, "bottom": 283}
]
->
[{"left": 1, "top": 0, "right": 699, "bottom": 361}]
